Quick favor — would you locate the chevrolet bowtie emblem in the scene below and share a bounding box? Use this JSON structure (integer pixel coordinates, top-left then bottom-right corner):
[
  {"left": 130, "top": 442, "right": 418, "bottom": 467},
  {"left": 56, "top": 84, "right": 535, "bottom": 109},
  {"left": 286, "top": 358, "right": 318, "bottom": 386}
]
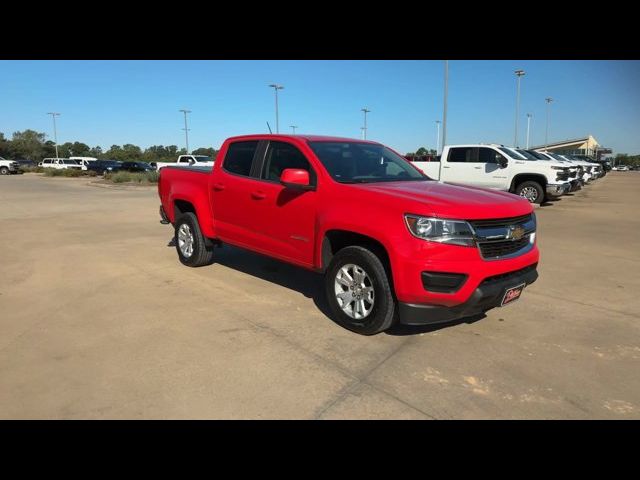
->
[{"left": 507, "top": 225, "right": 525, "bottom": 241}]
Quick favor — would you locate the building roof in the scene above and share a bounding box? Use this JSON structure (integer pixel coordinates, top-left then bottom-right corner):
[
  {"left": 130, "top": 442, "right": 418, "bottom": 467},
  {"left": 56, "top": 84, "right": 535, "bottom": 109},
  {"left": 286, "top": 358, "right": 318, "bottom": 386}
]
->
[{"left": 530, "top": 135, "right": 599, "bottom": 151}]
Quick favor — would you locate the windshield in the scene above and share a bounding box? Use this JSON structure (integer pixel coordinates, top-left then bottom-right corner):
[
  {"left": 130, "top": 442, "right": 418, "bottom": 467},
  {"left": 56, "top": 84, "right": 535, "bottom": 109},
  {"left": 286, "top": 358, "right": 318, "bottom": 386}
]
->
[
  {"left": 308, "top": 142, "right": 427, "bottom": 183},
  {"left": 515, "top": 149, "right": 539, "bottom": 160},
  {"left": 526, "top": 150, "right": 549, "bottom": 160},
  {"left": 498, "top": 147, "right": 526, "bottom": 160},
  {"left": 193, "top": 156, "right": 211, "bottom": 162}
]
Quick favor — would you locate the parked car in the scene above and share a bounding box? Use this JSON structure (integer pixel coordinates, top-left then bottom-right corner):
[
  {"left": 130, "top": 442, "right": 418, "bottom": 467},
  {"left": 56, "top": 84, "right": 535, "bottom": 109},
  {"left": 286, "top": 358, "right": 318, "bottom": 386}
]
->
[
  {"left": 524, "top": 150, "right": 582, "bottom": 191},
  {"left": 86, "top": 160, "right": 123, "bottom": 175},
  {"left": 614, "top": 165, "right": 629, "bottom": 171},
  {"left": 0, "top": 156, "right": 21, "bottom": 175},
  {"left": 39, "top": 158, "right": 83, "bottom": 170},
  {"left": 120, "top": 161, "right": 155, "bottom": 172},
  {"left": 69, "top": 156, "right": 98, "bottom": 171},
  {"left": 155, "top": 155, "right": 215, "bottom": 171},
  {"left": 158, "top": 134, "right": 540, "bottom": 335},
  {"left": 412, "top": 144, "right": 571, "bottom": 204},
  {"left": 536, "top": 152, "right": 597, "bottom": 184}
]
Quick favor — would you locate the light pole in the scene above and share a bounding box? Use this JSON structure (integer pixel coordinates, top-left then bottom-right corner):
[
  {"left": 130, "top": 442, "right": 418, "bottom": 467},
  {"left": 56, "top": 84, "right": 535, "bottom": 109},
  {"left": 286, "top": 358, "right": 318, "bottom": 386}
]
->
[
  {"left": 360, "top": 127, "right": 366, "bottom": 140},
  {"left": 268, "top": 84, "right": 284, "bottom": 133},
  {"left": 439, "top": 60, "right": 449, "bottom": 182},
  {"left": 514, "top": 69, "right": 525, "bottom": 147},
  {"left": 47, "top": 112, "right": 60, "bottom": 159},
  {"left": 526, "top": 113, "right": 532, "bottom": 149},
  {"left": 179, "top": 109, "right": 191, "bottom": 153},
  {"left": 290, "top": 125, "right": 298, "bottom": 134},
  {"left": 545, "top": 97, "right": 553, "bottom": 151},
  {"left": 361, "top": 108, "right": 371, "bottom": 139},
  {"left": 435, "top": 120, "right": 441, "bottom": 154}
]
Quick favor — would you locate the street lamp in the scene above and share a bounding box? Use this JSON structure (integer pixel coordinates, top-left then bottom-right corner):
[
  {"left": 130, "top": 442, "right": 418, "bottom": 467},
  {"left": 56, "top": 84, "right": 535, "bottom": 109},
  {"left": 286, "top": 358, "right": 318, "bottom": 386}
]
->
[
  {"left": 545, "top": 97, "right": 553, "bottom": 151},
  {"left": 290, "top": 125, "right": 298, "bottom": 134},
  {"left": 179, "top": 109, "right": 191, "bottom": 153},
  {"left": 361, "top": 108, "right": 371, "bottom": 139},
  {"left": 526, "top": 113, "right": 532, "bottom": 149},
  {"left": 435, "top": 120, "right": 441, "bottom": 154},
  {"left": 440, "top": 60, "right": 449, "bottom": 183},
  {"left": 514, "top": 69, "right": 526, "bottom": 147},
  {"left": 47, "top": 112, "right": 60, "bottom": 159},
  {"left": 268, "top": 84, "right": 284, "bottom": 133}
]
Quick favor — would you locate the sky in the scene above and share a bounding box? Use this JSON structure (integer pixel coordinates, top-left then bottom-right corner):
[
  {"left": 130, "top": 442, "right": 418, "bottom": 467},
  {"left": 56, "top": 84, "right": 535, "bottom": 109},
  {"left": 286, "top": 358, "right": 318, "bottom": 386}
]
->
[{"left": 1, "top": 60, "right": 639, "bottom": 155}]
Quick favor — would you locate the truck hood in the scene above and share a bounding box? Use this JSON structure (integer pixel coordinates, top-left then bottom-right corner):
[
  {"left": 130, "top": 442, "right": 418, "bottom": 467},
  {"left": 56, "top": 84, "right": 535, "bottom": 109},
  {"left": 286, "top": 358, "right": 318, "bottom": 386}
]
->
[{"left": 353, "top": 180, "right": 533, "bottom": 220}]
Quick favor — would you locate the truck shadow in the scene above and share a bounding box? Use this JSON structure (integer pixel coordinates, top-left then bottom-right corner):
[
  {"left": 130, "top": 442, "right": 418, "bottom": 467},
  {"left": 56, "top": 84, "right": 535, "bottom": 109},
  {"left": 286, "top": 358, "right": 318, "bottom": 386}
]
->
[{"left": 189, "top": 241, "right": 484, "bottom": 336}]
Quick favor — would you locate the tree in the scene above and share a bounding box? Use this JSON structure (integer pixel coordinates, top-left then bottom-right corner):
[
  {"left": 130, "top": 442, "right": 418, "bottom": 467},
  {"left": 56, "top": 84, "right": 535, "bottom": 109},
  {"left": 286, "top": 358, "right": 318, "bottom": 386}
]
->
[
  {"left": 10, "top": 130, "right": 46, "bottom": 160},
  {"left": 415, "top": 147, "right": 429, "bottom": 156},
  {"left": 0, "top": 132, "right": 10, "bottom": 157},
  {"left": 192, "top": 147, "right": 218, "bottom": 159}
]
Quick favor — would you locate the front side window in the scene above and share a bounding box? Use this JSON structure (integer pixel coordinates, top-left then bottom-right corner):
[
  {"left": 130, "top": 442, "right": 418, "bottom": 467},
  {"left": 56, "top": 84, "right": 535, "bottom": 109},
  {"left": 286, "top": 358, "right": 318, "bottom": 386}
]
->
[
  {"left": 223, "top": 141, "right": 258, "bottom": 177},
  {"left": 308, "top": 142, "right": 426, "bottom": 183},
  {"left": 262, "top": 141, "right": 315, "bottom": 184},
  {"left": 478, "top": 147, "right": 503, "bottom": 163}
]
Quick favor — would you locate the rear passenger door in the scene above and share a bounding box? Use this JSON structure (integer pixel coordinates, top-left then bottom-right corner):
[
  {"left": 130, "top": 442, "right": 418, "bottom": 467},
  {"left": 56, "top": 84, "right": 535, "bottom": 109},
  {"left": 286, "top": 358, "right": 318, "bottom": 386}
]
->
[{"left": 211, "top": 140, "right": 264, "bottom": 248}]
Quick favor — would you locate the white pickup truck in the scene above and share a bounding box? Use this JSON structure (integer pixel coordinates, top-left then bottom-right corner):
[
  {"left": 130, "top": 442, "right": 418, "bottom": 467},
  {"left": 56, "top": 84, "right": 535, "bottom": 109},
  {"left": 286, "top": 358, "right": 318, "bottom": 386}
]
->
[
  {"left": 153, "top": 155, "right": 214, "bottom": 171},
  {"left": 0, "top": 157, "right": 21, "bottom": 175},
  {"left": 69, "top": 156, "right": 98, "bottom": 171},
  {"left": 411, "top": 144, "right": 572, "bottom": 204}
]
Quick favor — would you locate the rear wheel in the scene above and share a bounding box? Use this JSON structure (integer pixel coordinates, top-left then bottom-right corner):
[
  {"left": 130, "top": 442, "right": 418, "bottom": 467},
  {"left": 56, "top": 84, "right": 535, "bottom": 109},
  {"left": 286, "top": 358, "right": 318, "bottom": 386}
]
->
[
  {"left": 515, "top": 181, "right": 544, "bottom": 204},
  {"left": 325, "top": 246, "right": 397, "bottom": 335},
  {"left": 174, "top": 212, "right": 215, "bottom": 267}
]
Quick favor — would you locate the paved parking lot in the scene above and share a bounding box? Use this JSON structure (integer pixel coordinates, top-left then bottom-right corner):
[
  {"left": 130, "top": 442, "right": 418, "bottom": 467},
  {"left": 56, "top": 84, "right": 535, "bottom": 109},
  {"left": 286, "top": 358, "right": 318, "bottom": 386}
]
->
[{"left": 1, "top": 172, "right": 639, "bottom": 419}]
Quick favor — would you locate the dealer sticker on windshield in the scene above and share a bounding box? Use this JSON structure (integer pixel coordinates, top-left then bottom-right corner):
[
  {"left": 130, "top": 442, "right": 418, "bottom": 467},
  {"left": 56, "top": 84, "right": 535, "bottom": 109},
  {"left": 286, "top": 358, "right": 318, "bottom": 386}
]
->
[{"left": 501, "top": 283, "right": 526, "bottom": 307}]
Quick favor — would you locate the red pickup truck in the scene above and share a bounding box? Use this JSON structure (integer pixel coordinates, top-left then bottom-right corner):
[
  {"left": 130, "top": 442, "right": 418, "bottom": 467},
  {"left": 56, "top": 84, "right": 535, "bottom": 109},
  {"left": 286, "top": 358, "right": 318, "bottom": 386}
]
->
[{"left": 158, "top": 135, "right": 539, "bottom": 335}]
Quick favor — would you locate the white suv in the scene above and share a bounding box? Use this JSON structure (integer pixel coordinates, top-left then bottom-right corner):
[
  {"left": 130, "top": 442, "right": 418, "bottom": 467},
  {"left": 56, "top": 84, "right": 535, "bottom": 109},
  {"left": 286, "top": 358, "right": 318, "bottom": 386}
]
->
[{"left": 39, "top": 158, "right": 83, "bottom": 170}]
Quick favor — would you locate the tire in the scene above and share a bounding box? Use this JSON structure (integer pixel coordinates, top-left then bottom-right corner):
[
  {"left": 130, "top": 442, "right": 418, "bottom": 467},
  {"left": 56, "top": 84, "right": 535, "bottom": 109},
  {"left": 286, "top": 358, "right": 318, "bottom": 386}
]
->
[
  {"left": 174, "top": 212, "right": 215, "bottom": 267},
  {"left": 324, "top": 246, "right": 397, "bottom": 335},
  {"left": 0, "top": 167, "right": 9, "bottom": 175},
  {"left": 515, "top": 180, "right": 544, "bottom": 204}
]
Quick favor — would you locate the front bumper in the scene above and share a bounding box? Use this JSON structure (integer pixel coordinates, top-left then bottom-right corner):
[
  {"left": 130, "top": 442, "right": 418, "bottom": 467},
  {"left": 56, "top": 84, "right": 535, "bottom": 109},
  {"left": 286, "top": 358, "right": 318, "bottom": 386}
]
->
[
  {"left": 546, "top": 183, "right": 569, "bottom": 197},
  {"left": 569, "top": 179, "right": 582, "bottom": 191},
  {"left": 398, "top": 264, "right": 539, "bottom": 325}
]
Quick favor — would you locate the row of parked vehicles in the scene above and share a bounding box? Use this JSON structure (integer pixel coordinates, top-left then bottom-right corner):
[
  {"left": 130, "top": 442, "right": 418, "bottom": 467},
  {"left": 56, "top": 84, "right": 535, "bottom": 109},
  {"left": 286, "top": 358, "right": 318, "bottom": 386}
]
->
[
  {"left": 35, "top": 157, "right": 155, "bottom": 174},
  {"left": 407, "top": 145, "right": 607, "bottom": 204}
]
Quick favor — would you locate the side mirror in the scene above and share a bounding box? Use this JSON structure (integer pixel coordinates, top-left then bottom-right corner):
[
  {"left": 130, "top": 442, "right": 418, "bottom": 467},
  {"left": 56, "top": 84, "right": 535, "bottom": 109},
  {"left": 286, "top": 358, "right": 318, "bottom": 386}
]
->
[
  {"left": 498, "top": 156, "right": 508, "bottom": 168},
  {"left": 188, "top": 158, "right": 195, "bottom": 165},
  {"left": 280, "top": 168, "right": 313, "bottom": 190}
]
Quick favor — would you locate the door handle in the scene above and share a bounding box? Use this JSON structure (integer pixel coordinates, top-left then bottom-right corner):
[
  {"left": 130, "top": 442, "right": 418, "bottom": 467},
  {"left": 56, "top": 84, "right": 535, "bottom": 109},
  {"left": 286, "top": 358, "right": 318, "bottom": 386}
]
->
[
  {"left": 474, "top": 166, "right": 482, "bottom": 169},
  {"left": 251, "top": 191, "right": 266, "bottom": 200},
  {"left": 443, "top": 166, "right": 450, "bottom": 169},
  {"left": 213, "top": 183, "right": 225, "bottom": 191}
]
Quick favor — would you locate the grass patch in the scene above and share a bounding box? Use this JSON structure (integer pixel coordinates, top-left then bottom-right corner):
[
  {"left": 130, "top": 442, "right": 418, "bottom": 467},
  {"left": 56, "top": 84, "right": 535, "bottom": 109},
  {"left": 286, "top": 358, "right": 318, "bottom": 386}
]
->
[
  {"left": 104, "top": 170, "right": 159, "bottom": 184},
  {"left": 41, "top": 168, "right": 97, "bottom": 177},
  {"left": 20, "top": 166, "right": 46, "bottom": 173}
]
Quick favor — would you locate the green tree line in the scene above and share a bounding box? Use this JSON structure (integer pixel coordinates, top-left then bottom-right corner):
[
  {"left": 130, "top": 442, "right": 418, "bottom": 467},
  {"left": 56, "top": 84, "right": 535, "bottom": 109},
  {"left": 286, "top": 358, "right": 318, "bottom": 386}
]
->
[{"left": 0, "top": 129, "right": 218, "bottom": 163}]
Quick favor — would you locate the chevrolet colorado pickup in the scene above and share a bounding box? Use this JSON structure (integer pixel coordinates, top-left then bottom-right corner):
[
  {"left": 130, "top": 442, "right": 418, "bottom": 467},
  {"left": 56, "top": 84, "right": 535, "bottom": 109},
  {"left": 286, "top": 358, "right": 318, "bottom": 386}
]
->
[{"left": 158, "top": 135, "right": 539, "bottom": 335}]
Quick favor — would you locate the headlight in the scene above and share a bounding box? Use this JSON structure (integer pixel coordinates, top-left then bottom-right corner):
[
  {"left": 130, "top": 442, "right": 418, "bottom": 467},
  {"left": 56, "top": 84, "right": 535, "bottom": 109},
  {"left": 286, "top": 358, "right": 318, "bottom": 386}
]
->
[{"left": 404, "top": 215, "right": 475, "bottom": 246}]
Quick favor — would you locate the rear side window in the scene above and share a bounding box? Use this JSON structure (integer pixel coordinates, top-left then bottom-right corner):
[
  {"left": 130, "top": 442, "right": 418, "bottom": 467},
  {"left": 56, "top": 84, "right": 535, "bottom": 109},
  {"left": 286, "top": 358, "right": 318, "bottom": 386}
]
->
[
  {"left": 262, "top": 141, "right": 315, "bottom": 184},
  {"left": 223, "top": 141, "right": 258, "bottom": 177},
  {"left": 448, "top": 147, "right": 474, "bottom": 162}
]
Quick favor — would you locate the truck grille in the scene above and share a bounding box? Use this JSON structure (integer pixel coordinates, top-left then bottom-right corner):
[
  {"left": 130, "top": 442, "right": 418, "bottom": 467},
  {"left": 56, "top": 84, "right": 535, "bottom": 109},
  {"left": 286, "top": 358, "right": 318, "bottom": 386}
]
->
[
  {"left": 469, "top": 214, "right": 536, "bottom": 260},
  {"left": 478, "top": 236, "right": 531, "bottom": 259},
  {"left": 556, "top": 171, "right": 569, "bottom": 181},
  {"left": 569, "top": 170, "right": 577, "bottom": 178}
]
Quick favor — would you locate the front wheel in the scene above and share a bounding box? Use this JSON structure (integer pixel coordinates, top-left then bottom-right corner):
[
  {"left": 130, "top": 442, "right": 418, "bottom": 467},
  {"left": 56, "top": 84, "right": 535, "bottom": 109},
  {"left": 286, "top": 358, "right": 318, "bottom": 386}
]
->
[
  {"left": 515, "top": 181, "right": 544, "bottom": 204},
  {"left": 325, "top": 246, "right": 397, "bottom": 335},
  {"left": 174, "top": 212, "right": 215, "bottom": 267},
  {"left": 0, "top": 167, "right": 9, "bottom": 175}
]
